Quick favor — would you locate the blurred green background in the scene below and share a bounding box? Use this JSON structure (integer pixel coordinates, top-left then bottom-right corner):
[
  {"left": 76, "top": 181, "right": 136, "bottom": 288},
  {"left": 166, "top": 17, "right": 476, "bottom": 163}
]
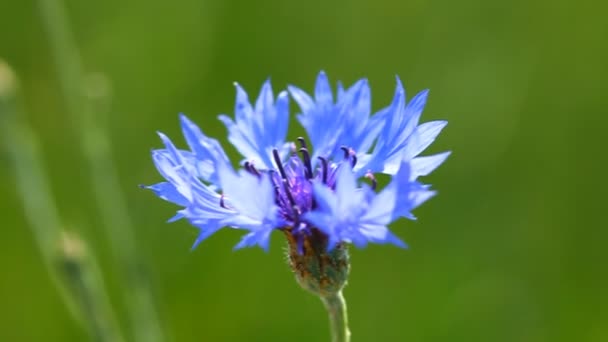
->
[{"left": 1, "top": 0, "right": 607, "bottom": 341}]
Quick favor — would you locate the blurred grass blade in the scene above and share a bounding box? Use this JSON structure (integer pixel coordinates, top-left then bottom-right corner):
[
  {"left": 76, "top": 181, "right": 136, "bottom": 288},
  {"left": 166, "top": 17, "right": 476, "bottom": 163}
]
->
[
  {"left": 0, "top": 61, "right": 125, "bottom": 342},
  {"left": 0, "top": 61, "right": 59, "bottom": 278},
  {"left": 36, "top": 1, "right": 167, "bottom": 341},
  {"left": 0, "top": 60, "right": 71, "bottom": 313},
  {"left": 60, "top": 232, "right": 125, "bottom": 342}
]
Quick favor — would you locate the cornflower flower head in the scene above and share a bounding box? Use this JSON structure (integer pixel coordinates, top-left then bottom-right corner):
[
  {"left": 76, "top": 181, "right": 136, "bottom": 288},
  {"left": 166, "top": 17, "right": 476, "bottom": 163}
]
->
[{"left": 143, "top": 72, "right": 449, "bottom": 298}]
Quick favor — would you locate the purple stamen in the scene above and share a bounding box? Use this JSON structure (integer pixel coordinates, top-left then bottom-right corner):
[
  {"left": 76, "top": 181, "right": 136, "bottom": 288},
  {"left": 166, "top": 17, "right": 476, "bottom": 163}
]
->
[
  {"left": 365, "top": 171, "right": 377, "bottom": 190},
  {"left": 297, "top": 137, "right": 308, "bottom": 149},
  {"left": 220, "top": 194, "right": 228, "bottom": 208},
  {"left": 318, "top": 156, "right": 328, "bottom": 184},
  {"left": 273, "top": 149, "right": 288, "bottom": 180},
  {"left": 292, "top": 205, "right": 302, "bottom": 228},
  {"left": 297, "top": 137, "right": 314, "bottom": 179},
  {"left": 340, "top": 146, "right": 357, "bottom": 168},
  {"left": 244, "top": 161, "right": 261, "bottom": 177},
  {"left": 299, "top": 148, "right": 313, "bottom": 179},
  {"left": 350, "top": 153, "right": 357, "bottom": 168},
  {"left": 269, "top": 170, "right": 280, "bottom": 192},
  {"left": 282, "top": 179, "right": 296, "bottom": 207},
  {"left": 340, "top": 146, "right": 349, "bottom": 159}
]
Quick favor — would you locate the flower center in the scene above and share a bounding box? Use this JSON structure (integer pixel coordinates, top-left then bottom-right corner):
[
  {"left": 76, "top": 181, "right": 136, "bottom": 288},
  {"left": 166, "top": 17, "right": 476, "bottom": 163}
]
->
[{"left": 237, "top": 137, "right": 377, "bottom": 254}]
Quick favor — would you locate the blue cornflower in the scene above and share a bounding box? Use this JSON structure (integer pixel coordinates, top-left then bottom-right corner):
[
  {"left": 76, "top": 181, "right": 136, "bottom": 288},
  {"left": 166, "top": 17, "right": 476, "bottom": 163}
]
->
[{"left": 144, "top": 72, "right": 448, "bottom": 255}]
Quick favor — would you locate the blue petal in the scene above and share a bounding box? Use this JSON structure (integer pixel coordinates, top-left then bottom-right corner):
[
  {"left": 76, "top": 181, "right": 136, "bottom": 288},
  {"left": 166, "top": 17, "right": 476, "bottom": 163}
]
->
[
  {"left": 357, "top": 223, "right": 408, "bottom": 248},
  {"left": 291, "top": 73, "right": 386, "bottom": 168},
  {"left": 389, "top": 161, "right": 438, "bottom": 220},
  {"left": 152, "top": 148, "right": 201, "bottom": 179},
  {"left": 290, "top": 72, "right": 342, "bottom": 160},
  {"left": 411, "top": 151, "right": 451, "bottom": 178},
  {"left": 361, "top": 80, "right": 447, "bottom": 176},
  {"left": 405, "top": 121, "right": 448, "bottom": 159},
  {"left": 336, "top": 81, "right": 346, "bottom": 99},
  {"left": 179, "top": 113, "right": 229, "bottom": 186},
  {"left": 402, "top": 89, "right": 429, "bottom": 137},
  {"left": 314, "top": 71, "right": 333, "bottom": 105},
  {"left": 310, "top": 181, "right": 339, "bottom": 214},
  {"left": 360, "top": 80, "right": 406, "bottom": 173},
  {"left": 361, "top": 185, "right": 396, "bottom": 225},
  {"left": 152, "top": 133, "right": 193, "bottom": 201},
  {"left": 410, "top": 189, "right": 437, "bottom": 210},
  {"left": 150, "top": 131, "right": 243, "bottom": 248},
  {"left": 214, "top": 165, "right": 282, "bottom": 250},
  {"left": 142, "top": 182, "right": 189, "bottom": 207},
  {"left": 233, "top": 228, "right": 273, "bottom": 252},
  {"left": 381, "top": 78, "right": 408, "bottom": 146},
  {"left": 191, "top": 224, "right": 225, "bottom": 250},
  {"left": 334, "top": 165, "right": 358, "bottom": 204},
  {"left": 180, "top": 191, "right": 237, "bottom": 248},
  {"left": 288, "top": 84, "right": 315, "bottom": 114},
  {"left": 218, "top": 81, "right": 290, "bottom": 170},
  {"left": 306, "top": 165, "right": 405, "bottom": 250},
  {"left": 167, "top": 212, "right": 184, "bottom": 223},
  {"left": 333, "top": 79, "right": 376, "bottom": 153},
  {"left": 219, "top": 167, "right": 277, "bottom": 225}
]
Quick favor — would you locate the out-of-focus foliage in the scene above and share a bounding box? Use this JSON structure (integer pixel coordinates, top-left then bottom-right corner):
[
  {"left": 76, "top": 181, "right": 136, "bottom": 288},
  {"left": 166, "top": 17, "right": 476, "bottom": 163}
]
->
[{"left": 0, "top": 0, "right": 606, "bottom": 341}]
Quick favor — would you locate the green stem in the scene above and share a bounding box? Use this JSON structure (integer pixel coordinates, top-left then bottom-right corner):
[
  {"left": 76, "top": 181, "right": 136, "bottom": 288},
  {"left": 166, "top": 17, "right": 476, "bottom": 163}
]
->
[{"left": 321, "top": 291, "right": 351, "bottom": 342}]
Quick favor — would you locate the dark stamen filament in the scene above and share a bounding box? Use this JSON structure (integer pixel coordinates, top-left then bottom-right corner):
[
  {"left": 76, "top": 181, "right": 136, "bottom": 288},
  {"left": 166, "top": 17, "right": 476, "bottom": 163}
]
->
[
  {"left": 298, "top": 148, "right": 313, "bottom": 179},
  {"left": 340, "top": 146, "right": 349, "bottom": 159},
  {"left": 297, "top": 137, "right": 314, "bottom": 179},
  {"left": 268, "top": 170, "right": 280, "bottom": 192},
  {"left": 282, "top": 179, "right": 296, "bottom": 207},
  {"left": 244, "top": 161, "right": 261, "bottom": 177},
  {"left": 340, "top": 146, "right": 357, "bottom": 168},
  {"left": 350, "top": 153, "right": 357, "bottom": 168},
  {"left": 365, "top": 171, "right": 377, "bottom": 190},
  {"left": 220, "top": 194, "right": 228, "bottom": 208},
  {"left": 272, "top": 149, "right": 287, "bottom": 180},
  {"left": 292, "top": 205, "right": 301, "bottom": 229},
  {"left": 318, "top": 156, "right": 328, "bottom": 184},
  {"left": 297, "top": 137, "right": 308, "bottom": 149},
  {"left": 269, "top": 156, "right": 296, "bottom": 211}
]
